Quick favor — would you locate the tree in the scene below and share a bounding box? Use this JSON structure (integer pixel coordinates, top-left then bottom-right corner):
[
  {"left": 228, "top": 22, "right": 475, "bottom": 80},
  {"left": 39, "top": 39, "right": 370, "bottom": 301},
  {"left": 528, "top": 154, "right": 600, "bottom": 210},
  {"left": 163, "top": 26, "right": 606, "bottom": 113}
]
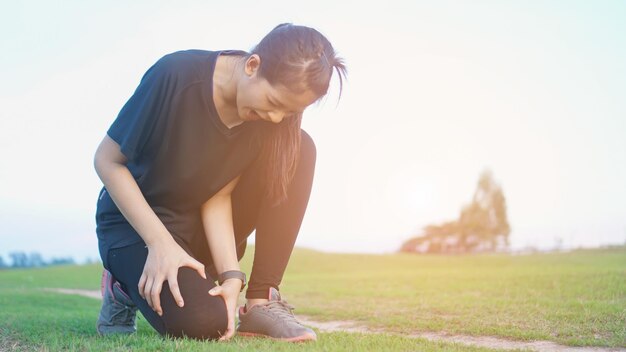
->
[
  {"left": 9, "top": 252, "right": 29, "bottom": 268},
  {"left": 48, "top": 257, "right": 75, "bottom": 266},
  {"left": 400, "top": 169, "right": 511, "bottom": 253},
  {"left": 457, "top": 169, "right": 510, "bottom": 251},
  {"left": 28, "top": 252, "right": 45, "bottom": 267}
]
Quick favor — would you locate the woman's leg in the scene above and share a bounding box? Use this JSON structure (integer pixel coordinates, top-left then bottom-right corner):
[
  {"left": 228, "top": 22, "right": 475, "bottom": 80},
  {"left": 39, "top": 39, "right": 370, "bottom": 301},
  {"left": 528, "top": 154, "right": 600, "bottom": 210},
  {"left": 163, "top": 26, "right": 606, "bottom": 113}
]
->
[
  {"left": 107, "top": 241, "right": 228, "bottom": 340},
  {"left": 189, "top": 129, "right": 316, "bottom": 297},
  {"left": 231, "top": 129, "right": 317, "bottom": 299}
]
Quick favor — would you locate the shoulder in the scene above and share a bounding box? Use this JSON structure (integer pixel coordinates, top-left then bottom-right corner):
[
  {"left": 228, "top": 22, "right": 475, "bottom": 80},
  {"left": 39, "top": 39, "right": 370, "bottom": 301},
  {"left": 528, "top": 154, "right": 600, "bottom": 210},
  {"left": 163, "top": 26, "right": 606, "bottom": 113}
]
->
[
  {"left": 159, "top": 50, "right": 217, "bottom": 71},
  {"left": 143, "top": 50, "right": 218, "bottom": 82},
  {"left": 136, "top": 49, "right": 216, "bottom": 85}
]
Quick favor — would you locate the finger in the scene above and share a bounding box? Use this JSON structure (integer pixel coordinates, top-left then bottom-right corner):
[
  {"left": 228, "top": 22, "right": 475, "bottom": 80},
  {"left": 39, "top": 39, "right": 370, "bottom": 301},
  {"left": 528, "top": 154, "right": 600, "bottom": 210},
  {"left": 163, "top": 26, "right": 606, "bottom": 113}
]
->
[
  {"left": 219, "top": 327, "right": 233, "bottom": 341},
  {"left": 144, "top": 277, "right": 154, "bottom": 309},
  {"left": 138, "top": 273, "right": 147, "bottom": 299},
  {"left": 168, "top": 274, "right": 184, "bottom": 307},
  {"left": 218, "top": 301, "right": 235, "bottom": 341},
  {"left": 226, "top": 304, "right": 235, "bottom": 338},
  {"left": 187, "top": 258, "right": 206, "bottom": 279},
  {"left": 208, "top": 286, "right": 221, "bottom": 296},
  {"left": 151, "top": 279, "right": 164, "bottom": 316}
]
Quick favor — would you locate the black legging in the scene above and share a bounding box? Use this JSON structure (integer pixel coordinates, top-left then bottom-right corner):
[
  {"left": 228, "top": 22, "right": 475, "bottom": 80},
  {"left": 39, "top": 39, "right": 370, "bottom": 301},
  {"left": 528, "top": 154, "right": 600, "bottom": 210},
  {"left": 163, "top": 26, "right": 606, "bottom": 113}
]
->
[{"left": 106, "top": 130, "right": 316, "bottom": 340}]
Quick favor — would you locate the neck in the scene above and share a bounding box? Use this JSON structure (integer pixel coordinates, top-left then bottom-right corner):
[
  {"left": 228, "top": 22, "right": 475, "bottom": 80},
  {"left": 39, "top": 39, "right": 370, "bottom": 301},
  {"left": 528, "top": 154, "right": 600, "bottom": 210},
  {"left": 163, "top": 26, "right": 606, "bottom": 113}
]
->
[{"left": 213, "top": 55, "right": 245, "bottom": 128}]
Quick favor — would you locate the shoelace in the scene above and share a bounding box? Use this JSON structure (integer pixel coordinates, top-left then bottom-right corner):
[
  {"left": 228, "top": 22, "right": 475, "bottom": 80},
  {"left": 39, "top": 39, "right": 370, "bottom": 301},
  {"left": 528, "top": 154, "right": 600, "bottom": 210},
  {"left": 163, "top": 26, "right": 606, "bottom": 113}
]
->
[
  {"left": 263, "top": 300, "right": 302, "bottom": 325},
  {"left": 111, "top": 304, "right": 136, "bottom": 323},
  {"left": 109, "top": 284, "right": 137, "bottom": 323}
]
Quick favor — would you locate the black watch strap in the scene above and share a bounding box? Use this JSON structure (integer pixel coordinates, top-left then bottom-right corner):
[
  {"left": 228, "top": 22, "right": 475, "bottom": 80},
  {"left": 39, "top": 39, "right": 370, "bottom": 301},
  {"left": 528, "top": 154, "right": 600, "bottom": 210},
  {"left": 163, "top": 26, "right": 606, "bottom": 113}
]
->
[{"left": 217, "top": 270, "right": 247, "bottom": 292}]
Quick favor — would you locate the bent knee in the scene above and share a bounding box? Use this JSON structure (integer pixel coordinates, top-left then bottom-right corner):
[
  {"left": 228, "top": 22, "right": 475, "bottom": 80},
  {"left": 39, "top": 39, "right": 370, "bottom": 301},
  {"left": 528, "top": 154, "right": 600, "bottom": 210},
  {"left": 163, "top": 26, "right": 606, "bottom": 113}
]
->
[
  {"left": 159, "top": 268, "right": 228, "bottom": 340},
  {"left": 162, "top": 297, "right": 228, "bottom": 340}
]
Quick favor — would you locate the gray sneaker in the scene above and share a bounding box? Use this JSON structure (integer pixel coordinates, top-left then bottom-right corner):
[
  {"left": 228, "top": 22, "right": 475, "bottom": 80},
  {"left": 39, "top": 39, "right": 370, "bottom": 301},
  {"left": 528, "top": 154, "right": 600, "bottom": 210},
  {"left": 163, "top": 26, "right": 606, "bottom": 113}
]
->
[
  {"left": 236, "top": 287, "right": 317, "bottom": 342},
  {"left": 96, "top": 269, "right": 138, "bottom": 335}
]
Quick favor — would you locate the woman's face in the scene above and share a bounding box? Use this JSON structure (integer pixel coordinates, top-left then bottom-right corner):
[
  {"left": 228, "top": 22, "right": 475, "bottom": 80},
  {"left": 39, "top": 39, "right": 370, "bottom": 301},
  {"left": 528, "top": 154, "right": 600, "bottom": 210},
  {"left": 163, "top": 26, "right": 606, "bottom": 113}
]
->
[{"left": 236, "top": 55, "right": 319, "bottom": 124}]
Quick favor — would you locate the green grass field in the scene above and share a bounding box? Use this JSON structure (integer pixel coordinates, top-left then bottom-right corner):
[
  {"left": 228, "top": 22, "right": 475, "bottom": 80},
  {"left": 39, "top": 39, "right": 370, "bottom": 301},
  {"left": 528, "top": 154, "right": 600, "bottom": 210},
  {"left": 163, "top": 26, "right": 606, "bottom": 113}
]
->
[{"left": 1, "top": 246, "right": 624, "bottom": 351}]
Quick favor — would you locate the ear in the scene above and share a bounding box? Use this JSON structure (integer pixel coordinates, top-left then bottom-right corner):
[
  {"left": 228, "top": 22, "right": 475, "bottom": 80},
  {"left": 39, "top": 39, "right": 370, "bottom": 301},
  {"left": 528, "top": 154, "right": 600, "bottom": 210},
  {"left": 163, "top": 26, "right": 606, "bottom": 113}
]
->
[{"left": 244, "top": 54, "right": 261, "bottom": 77}]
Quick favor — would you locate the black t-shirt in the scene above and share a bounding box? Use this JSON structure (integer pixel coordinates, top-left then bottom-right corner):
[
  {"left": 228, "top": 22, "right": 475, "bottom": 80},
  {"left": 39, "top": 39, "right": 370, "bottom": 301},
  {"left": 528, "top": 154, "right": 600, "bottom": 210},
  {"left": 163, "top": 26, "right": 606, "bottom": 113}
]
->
[{"left": 95, "top": 49, "right": 268, "bottom": 269}]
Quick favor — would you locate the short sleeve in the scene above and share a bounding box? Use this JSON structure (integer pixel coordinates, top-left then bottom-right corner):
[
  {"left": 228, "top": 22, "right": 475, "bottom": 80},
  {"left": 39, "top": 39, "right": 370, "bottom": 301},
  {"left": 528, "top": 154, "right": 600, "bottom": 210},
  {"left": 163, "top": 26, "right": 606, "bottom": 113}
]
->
[{"left": 107, "top": 56, "right": 178, "bottom": 163}]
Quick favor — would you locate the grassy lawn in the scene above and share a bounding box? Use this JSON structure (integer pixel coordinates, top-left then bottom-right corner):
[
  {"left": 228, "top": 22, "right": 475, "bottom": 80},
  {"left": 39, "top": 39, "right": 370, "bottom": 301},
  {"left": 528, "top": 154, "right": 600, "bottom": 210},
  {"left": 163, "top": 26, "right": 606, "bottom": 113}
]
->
[
  {"left": 0, "top": 246, "right": 624, "bottom": 351},
  {"left": 280, "top": 246, "right": 625, "bottom": 348}
]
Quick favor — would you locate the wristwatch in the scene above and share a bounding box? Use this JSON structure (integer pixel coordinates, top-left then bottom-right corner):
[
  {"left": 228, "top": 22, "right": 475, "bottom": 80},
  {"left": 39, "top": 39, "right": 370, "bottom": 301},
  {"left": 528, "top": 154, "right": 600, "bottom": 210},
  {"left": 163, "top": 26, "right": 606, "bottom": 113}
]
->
[{"left": 217, "top": 270, "right": 247, "bottom": 292}]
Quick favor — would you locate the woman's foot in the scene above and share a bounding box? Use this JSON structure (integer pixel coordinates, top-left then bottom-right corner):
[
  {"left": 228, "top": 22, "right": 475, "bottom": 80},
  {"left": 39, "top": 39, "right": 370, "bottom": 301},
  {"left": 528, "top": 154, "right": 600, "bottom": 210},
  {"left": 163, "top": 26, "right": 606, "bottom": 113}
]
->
[
  {"left": 96, "top": 269, "right": 138, "bottom": 335},
  {"left": 236, "top": 287, "right": 317, "bottom": 342}
]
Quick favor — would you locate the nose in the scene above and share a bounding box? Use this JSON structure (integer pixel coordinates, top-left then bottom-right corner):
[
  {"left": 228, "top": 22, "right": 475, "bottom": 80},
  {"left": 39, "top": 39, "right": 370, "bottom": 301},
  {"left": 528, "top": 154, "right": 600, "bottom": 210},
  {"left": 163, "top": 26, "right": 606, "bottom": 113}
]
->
[{"left": 267, "top": 110, "right": 286, "bottom": 124}]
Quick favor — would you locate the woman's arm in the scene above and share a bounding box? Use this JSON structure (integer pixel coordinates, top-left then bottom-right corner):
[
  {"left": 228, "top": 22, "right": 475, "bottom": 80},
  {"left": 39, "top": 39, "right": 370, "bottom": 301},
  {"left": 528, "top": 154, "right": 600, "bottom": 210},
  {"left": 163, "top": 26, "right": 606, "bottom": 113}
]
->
[
  {"left": 200, "top": 175, "right": 242, "bottom": 275},
  {"left": 93, "top": 135, "right": 207, "bottom": 315},
  {"left": 94, "top": 135, "right": 175, "bottom": 247},
  {"left": 201, "top": 175, "right": 244, "bottom": 342}
]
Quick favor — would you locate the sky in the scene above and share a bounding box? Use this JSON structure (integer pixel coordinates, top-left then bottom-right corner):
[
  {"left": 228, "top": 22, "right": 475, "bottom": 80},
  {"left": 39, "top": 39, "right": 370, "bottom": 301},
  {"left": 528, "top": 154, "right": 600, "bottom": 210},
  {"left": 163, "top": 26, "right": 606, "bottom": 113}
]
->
[{"left": 1, "top": 0, "right": 625, "bottom": 263}]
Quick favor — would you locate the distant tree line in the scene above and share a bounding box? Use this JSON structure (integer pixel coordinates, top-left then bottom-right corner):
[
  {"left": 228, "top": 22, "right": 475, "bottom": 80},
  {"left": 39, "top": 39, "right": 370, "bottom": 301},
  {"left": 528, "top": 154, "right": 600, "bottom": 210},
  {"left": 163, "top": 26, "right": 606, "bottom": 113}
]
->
[
  {"left": 400, "top": 169, "right": 511, "bottom": 254},
  {"left": 0, "top": 252, "right": 76, "bottom": 269}
]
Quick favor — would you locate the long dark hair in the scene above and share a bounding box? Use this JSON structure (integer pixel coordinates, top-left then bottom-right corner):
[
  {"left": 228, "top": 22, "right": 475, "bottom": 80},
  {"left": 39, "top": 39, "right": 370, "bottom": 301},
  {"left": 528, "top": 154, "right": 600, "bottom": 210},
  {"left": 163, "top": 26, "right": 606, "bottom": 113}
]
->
[{"left": 249, "top": 23, "right": 347, "bottom": 206}]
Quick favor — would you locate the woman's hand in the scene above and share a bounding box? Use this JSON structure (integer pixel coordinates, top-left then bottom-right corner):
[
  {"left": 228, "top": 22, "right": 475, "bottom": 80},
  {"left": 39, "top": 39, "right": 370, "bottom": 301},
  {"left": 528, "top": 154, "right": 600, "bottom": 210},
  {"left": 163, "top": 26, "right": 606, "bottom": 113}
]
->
[
  {"left": 208, "top": 278, "right": 243, "bottom": 341},
  {"left": 138, "top": 238, "right": 206, "bottom": 316}
]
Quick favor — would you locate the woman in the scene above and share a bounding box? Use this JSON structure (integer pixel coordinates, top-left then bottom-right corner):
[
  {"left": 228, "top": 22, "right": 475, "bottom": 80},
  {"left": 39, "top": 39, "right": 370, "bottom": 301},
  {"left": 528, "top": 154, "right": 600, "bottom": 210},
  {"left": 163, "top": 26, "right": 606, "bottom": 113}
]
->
[{"left": 93, "top": 23, "right": 346, "bottom": 342}]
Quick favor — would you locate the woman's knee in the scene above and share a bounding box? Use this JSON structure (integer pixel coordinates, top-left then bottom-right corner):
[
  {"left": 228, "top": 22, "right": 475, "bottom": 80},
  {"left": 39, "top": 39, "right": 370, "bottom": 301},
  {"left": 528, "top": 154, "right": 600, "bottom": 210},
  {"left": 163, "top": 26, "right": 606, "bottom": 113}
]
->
[
  {"left": 163, "top": 303, "right": 228, "bottom": 340},
  {"left": 159, "top": 268, "right": 228, "bottom": 340}
]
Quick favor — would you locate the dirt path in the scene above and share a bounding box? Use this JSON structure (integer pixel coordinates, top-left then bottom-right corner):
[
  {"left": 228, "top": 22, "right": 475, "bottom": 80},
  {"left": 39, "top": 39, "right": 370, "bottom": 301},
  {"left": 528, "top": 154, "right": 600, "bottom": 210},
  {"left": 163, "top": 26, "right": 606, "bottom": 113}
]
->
[
  {"left": 45, "top": 288, "right": 625, "bottom": 352},
  {"left": 45, "top": 288, "right": 102, "bottom": 299},
  {"left": 295, "top": 316, "right": 624, "bottom": 352}
]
